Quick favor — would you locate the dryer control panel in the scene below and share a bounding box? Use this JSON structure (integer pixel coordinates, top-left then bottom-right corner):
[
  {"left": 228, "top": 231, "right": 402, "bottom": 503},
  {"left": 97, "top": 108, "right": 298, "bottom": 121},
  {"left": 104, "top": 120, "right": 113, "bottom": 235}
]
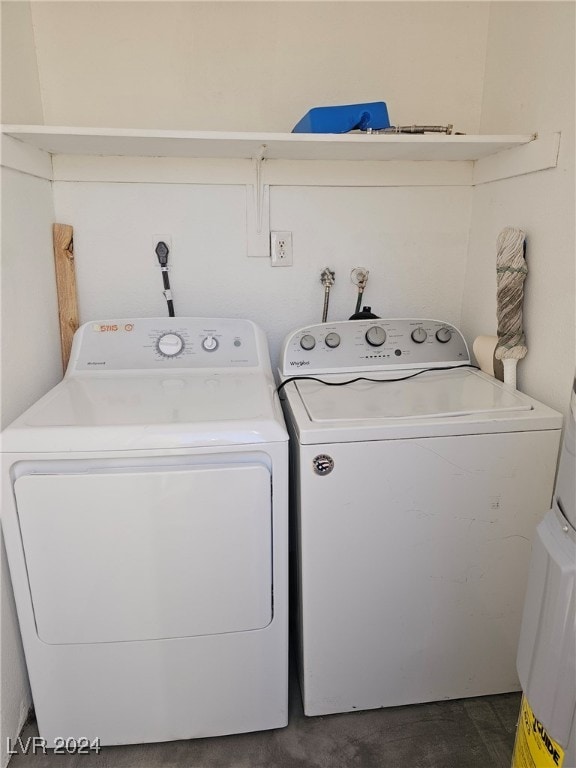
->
[
  {"left": 69, "top": 318, "right": 261, "bottom": 372},
  {"left": 281, "top": 318, "right": 470, "bottom": 376}
]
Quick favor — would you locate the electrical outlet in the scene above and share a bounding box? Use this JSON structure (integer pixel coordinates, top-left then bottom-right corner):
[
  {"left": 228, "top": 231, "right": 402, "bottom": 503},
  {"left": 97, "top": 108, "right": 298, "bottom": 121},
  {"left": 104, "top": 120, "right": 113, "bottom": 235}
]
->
[{"left": 270, "top": 231, "right": 293, "bottom": 267}]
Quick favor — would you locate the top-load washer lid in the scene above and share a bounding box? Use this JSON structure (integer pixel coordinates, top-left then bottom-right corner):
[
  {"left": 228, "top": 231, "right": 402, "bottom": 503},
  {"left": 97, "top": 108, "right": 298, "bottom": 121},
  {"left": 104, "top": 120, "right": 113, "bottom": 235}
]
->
[
  {"left": 297, "top": 369, "right": 531, "bottom": 421},
  {"left": 280, "top": 319, "right": 563, "bottom": 444},
  {"left": 284, "top": 368, "right": 563, "bottom": 444}
]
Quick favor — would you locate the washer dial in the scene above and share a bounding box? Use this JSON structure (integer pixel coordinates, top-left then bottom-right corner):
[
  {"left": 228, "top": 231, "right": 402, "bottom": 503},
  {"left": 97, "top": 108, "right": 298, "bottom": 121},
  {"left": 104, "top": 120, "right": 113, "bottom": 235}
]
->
[
  {"left": 300, "top": 334, "right": 316, "bottom": 351},
  {"left": 411, "top": 327, "right": 427, "bottom": 344},
  {"left": 325, "top": 332, "right": 341, "bottom": 349},
  {"left": 202, "top": 335, "right": 219, "bottom": 352},
  {"left": 435, "top": 327, "right": 453, "bottom": 344},
  {"left": 157, "top": 333, "right": 184, "bottom": 357},
  {"left": 365, "top": 326, "right": 387, "bottom": 347}
]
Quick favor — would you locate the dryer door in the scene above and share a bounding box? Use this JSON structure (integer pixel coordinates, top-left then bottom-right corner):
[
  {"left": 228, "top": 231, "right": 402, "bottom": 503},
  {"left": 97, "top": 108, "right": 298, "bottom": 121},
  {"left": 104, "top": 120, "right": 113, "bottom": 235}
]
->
[{"left": 15, "top": 462, "right": 272, "bottom": 644}]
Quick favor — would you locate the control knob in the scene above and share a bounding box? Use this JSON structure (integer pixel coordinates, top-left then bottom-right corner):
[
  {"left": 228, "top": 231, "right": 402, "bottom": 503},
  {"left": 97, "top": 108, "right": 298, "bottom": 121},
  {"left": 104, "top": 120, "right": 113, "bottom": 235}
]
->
[
  {"left": 157, "top": 333, "right": 184, "bottom": 357},
  {"left": 435, "top": 327, "right": 453, "bottom": 344},
  {"left": 300, "top": 334, "right": 316, "bottom": 351},
  {"left": 202, "top": 335, "right": 219, "bottom": 352},
  {"left": 325, "top": 332, "right": 341, "bottom": 349},
  {"left": 365, "top": 326, "right": 387, "bottom": 347},
  {"left": 411, "top": 327, "right": 427, "bottom": 344}
]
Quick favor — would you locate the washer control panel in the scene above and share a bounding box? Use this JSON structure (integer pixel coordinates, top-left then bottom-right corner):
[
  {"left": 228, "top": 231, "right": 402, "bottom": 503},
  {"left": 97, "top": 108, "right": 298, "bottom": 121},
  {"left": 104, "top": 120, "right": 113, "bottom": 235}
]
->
[
  {"left": 71, "top": 318, "right": 259, "bottom": 371},
  {"left": 281, "top": 318, "right": 470, "bottom": 375}
]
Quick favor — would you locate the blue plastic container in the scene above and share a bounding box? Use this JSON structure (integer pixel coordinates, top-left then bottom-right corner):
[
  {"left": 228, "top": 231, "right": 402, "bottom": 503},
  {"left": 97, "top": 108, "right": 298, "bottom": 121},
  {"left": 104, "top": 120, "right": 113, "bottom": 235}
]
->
[{"left": 292, "top": 102, "right": 390, "bottom": 134}]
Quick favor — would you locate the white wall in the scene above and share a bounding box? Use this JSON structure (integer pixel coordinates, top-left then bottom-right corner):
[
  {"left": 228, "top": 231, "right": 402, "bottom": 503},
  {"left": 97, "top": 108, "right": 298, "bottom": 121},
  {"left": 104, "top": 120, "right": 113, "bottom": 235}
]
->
[
  {"left": 29, "top": 0, "right": 491, "bottom": 366},
  {"left": 1, "top": 6, "right": 55, "bottom": 767},
  {"left": 1, "top": 172, "right": 61, "bottom": 426},
  {"left": 0, "top": 2, "right": 44, "bottom": 124},
  {"left": 52, "top": 181, "right": 473, "bottom": 366},
  {"left": 29, "top": 1, "right": 489, "bottom": 133},
  {"left": 0, "top": 167, "right": 60, "bottom": 767},
  {"left": 461, "top": 1, "right": 575, "bottom": 414}
]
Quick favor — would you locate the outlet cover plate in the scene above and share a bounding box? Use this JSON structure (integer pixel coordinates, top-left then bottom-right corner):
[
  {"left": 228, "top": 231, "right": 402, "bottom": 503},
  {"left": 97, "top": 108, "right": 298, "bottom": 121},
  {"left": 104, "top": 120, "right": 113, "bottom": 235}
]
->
[{"left": 270, "top": 231, "right": 293, "bottom": 267}]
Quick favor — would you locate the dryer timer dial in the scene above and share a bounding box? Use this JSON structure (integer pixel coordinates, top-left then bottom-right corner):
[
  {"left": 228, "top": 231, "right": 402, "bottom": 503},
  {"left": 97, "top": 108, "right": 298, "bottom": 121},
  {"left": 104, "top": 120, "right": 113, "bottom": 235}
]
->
[{"left": 157, "top": 333, "right": 184, "bottom": 357}]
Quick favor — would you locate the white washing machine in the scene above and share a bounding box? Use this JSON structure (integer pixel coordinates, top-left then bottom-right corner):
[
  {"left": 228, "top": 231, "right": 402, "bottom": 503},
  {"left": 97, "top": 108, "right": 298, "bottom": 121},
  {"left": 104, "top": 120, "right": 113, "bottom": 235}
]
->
[
  {"left": 279, "top": 318, "right": 562, "bottom": 717},
  {"left": 1, "top": 317, "right": 288, "bottom": 746}
]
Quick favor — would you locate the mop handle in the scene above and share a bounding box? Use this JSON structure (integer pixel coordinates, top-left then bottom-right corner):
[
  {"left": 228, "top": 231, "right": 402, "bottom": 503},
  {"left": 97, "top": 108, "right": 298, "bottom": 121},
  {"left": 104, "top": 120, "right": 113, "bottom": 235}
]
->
[{"left": 503, "top": 359, "right": 518, "bottom": 389}]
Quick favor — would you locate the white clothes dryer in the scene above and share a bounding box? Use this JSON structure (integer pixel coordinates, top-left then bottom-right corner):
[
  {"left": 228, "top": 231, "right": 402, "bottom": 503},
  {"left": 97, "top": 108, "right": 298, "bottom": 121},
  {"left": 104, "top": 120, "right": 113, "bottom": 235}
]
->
[
  {"left": 2, "top": 318, "right": 288, "bottom": 746},
  {"left": 279, "top": 318, "right": 562, "bottom": 717}
]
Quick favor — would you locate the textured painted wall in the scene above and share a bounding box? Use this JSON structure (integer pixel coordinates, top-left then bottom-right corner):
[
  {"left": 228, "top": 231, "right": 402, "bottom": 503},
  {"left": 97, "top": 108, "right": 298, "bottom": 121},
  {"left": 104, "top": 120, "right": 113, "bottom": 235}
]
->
[
  {"left": 0, "top": 2, "right": 44, "bottom": 123},
  {"left": 462, "top": 1, "right": 575, "bottom": 414},
  {"left": 1, "top": 4, "right": 51, "bottom": 765},
  {"left": 30, "top": 1, "right": 489, "bottom": 133},
  {"left": 51, "top": 182, "right": 473, "bottom": 368},
  {"left": 1, "top": 169, "right": 60, "bottom": 767}
]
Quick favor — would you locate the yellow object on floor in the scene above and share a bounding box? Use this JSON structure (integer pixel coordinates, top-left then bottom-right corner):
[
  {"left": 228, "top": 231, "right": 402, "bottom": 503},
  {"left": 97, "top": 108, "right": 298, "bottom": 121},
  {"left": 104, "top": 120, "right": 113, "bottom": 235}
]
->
[{"left": 512, "top": 696, "right": 565, "bottom": 768}]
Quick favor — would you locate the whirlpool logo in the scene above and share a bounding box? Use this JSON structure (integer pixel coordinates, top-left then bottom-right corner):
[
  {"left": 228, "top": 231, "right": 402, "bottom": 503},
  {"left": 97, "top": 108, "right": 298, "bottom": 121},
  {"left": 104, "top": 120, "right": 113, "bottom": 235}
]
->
[{"left": 290, "top": 360, "right": 310, "bottom": 367}]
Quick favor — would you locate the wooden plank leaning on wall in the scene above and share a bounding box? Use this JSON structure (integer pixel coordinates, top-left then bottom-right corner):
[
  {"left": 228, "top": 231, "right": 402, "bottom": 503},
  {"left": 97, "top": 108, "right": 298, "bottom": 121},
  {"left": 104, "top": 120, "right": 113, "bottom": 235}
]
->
[{"left": 52, "top": 224, "right": 79, "bottom": 373}]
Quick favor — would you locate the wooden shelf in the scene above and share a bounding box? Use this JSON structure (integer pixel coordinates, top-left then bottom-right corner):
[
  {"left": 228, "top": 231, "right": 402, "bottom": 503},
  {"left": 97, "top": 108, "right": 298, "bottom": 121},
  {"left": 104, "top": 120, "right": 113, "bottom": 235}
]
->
[{"left": 1, "top": 125, "right": 536, "bottom": 162}]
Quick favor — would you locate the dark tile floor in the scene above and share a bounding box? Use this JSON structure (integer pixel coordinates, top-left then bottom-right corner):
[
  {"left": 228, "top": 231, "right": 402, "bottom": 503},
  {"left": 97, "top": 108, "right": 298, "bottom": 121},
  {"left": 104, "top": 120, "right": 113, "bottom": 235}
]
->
[{"left": 8, "top": 673, "right": 521, "bottom": 768}]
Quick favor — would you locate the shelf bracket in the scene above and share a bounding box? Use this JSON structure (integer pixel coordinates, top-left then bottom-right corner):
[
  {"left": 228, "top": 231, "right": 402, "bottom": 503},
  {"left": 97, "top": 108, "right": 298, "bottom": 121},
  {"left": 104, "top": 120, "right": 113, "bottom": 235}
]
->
[
  {"left": 246, "top": 144, "right": 270, "bottom": 257},
  {"left": 473, "top": 132, "right": 561, "bottom": 185}
]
